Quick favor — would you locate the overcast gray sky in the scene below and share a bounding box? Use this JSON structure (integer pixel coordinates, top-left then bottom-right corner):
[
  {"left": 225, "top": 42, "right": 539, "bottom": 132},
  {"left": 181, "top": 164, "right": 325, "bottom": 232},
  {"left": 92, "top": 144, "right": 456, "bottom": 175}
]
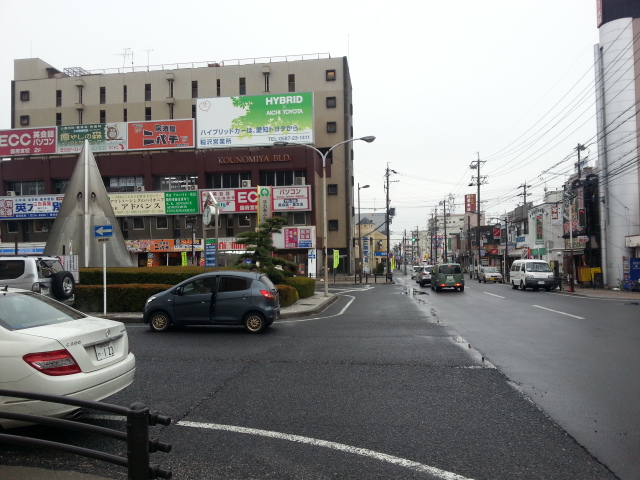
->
[{"left": 0, "top": 0, "right": 600, "bottom": 240}]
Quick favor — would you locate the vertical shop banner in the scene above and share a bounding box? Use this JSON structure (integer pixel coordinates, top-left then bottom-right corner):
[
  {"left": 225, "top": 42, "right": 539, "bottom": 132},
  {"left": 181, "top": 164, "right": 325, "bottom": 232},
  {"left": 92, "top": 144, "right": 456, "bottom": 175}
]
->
[
  {"left": 127, "top": 119, "right": 195, "bottom": 150},
  {"left": 0, "top": 127, "right": 57, "bottom": 156},
  {"left": 205, "top": 238, "right": 217, "bottom": 267},
  {"left": 196, "top": 93, "right": 314, "bottom": 148},
  {"left": 258, "top": 186, "right": 272, "bottom": 224},
  {"left": 333, "top": 249, "right": 339, "bottom": 269},
  {"left": 464, "top": 194, "right": 476, "bottom": 213},
  {"left": 57, "top": 123, "right": 127, "bottom": 154}
]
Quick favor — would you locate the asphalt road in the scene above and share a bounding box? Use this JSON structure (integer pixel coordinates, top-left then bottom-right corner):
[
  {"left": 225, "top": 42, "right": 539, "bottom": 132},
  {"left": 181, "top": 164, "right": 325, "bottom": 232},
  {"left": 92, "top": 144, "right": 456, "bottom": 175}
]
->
[
  {"left": 0, "top": 278, "right": 631, "bottom": 479},
  {"left": 408, "top": 274, "right": 640, "bottom": 480}
]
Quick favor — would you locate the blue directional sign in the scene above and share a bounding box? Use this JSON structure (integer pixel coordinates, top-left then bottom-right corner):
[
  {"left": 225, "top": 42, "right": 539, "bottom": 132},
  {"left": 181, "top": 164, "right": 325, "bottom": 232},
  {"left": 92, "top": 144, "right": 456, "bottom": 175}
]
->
[{"left": 94, "top": 225, "right": 113, "bottom": 237}]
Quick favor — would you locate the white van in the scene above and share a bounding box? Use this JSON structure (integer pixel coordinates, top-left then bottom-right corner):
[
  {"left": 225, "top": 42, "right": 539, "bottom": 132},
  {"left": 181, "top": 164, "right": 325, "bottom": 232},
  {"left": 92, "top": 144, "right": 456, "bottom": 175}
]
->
[{"left": 510, "top": 259, "right": 555, "bottom": 291}]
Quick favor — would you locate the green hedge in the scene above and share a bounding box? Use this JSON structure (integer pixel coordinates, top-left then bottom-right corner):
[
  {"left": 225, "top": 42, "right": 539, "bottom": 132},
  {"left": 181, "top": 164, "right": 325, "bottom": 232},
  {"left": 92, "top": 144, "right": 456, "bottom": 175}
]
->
[
  {"left": 79, "top": 266, "right": 228, "bottom": 286},
  {"left": 284, "top": 276, "right": 316, "bottom": 298},
  {"left": 276, "top": 284, "right": 299, "bottom": 307},
  {"left": 74, "top": 284, "right": 171, "bottom": 313}
]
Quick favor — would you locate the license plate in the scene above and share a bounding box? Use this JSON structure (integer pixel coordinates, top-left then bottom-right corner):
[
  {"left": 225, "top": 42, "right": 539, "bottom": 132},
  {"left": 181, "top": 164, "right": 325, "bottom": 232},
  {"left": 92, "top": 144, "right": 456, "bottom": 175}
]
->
[
  {"left": 95, "top": 341, "right": 114, "bottom": 361},
  {"left": 538, "top": 281, "right": 545, "bottom": 285}
]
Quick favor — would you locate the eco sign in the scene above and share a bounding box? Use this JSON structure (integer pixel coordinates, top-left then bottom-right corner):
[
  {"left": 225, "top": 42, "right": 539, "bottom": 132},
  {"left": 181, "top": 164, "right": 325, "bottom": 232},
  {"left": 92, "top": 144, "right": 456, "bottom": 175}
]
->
[{"left": 196, "top": 93, "right": 314, "bottom": 148}]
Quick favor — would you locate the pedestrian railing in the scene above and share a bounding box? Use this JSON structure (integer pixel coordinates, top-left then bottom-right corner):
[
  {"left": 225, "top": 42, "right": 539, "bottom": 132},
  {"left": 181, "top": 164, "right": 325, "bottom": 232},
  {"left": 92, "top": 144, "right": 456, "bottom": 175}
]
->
[{"left": 0, "top": 389, "right": 172, "bottom": 479}]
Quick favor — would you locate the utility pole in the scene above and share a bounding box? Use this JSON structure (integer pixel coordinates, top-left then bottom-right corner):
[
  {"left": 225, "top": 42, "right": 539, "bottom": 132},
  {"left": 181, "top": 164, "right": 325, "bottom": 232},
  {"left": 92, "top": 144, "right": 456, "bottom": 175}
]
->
[
  {"left": 575, "top": 143, "right": 587, "bottom": 179},
  {"left": 518, "top": 183, "right": 530, "bottom": 206},
  {"left": 469, "top": 153, "right": 486, "bottom": 278},
  {"left": 384, "top": 164, "right": 398, "bottom": 278}
]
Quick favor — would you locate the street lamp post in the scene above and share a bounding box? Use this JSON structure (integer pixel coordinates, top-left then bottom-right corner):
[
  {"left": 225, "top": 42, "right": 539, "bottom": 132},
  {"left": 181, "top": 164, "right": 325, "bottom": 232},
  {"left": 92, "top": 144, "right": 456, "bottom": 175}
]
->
[
  {"left": 358, "top": 183, "right": 370, "bottom": 275},
  {"left": 274, "top": 136, "right": 376, "bottom": 296}
]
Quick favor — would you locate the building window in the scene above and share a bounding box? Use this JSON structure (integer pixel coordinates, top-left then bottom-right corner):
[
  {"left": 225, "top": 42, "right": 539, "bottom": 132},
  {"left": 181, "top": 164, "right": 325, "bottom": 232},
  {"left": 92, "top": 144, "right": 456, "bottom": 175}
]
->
[
  {"left": 326, "top": 69, "right": 336, "bottom": 81},
  {"left": 100, "top": 87, "right": 106, "bottom": 104},
  {"left": 99, "top": 110, "right": 106, "bottom": 123},
  {"left": 191, "top": 81, "right": 198, "bottom": 98},
  {"left": 53, "top": 180, "right": 68, "bottom": 194},
  {"left": 239, "top": 77, "right": 246, "bottom": 95},
  {"left": 238, "top": 214, "right": 251, "bottom": 227},
  {"left": 293, "top": 212, "right": 306, "bottom": 225},
  {"left": 133, "top": 217, "right": 145, "bottom": 230},
  {"left": 7, "top": 222, "right": 18, "bottom": 234},
  {"left": 216, "top": 79, "right": 221, "bottom": 97},
  {"left": 264, "top": 74, "right": 270, "bottom": 92},
  {"left": 168, "top": 80, "right": 174, "bottom": 98},
  {"left": 77, "top": 86, "right": 83, "bottom": 104},
  {"left": 155, "top": 175, "right": 198, "bottom": 191},
  {"left": 78, "top": 110, "right": 83, "bottom": 124},
  {"left": 191, "top": 104, "right": 196, "bottom": 119},
  {"left": 19, "top": 115, "right": 29, "bottom": 126},
  {"left": 56, "top": 90, "right": 62, "bottom": 107},
  {"left": 145, "top": 107, "right": 151, "bottom": 120},
  {"left": 328, "top": 220, "right": 339, "bottom": 231},
  {"left": 20, "top": 91, "right": 29, "bottom": 101},
  {"left": 56, "top": 113, "right": 62, "bottom": 126},
  {"left": 326, "top": 96, "right": 337, "bottom": 108},
  {"left": 288, "top": 74, "right": 295, "bottom": 92},
  {"left": 209, "top": 172, "right": 251, "bottom": 189},
  {"left": 169, "top": 104, "right": 174, "bottom": 120},
  {"left": 327, "top": 121, "right": 337, "bottom": 133},
  {"left": 123, "top": 85, "right": 127, "bottom": 102},
  {"left": 328, "top": 184, "right": 338, "bottom": 195},
  {"left": 156, "top": 217, "right": 168, "bottom": 229},
  {"left": 123, "top": 108, "right": 127, "bottom": 122},
  {"left": 145, "top": 83, "right": 151, "bottom": 101},
  {"left": 7, "top": 181, "right": 44, "bottom": 195}
]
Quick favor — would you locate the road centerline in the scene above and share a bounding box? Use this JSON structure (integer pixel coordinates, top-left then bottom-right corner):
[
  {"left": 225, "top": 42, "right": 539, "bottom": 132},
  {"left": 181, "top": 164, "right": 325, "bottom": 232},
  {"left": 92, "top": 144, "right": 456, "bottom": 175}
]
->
[{"left": 532, "top": 305, "right": 585, "bottom": 319}]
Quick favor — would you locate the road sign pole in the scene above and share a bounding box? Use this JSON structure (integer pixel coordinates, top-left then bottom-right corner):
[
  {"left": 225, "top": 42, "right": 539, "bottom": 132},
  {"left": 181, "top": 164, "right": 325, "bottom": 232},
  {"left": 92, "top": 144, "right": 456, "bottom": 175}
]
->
[{"left": 103, "top": 240, "right": 107, "bottom": 315}]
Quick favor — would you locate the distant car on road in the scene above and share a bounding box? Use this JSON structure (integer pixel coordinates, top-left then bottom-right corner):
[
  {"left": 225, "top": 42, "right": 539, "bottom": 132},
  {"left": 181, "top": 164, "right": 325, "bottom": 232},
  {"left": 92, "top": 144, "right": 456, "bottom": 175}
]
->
[
  {"left": 144, "top": 271, "right": 280, "bottom": 333},
  {"left": 431, "top": 263, "right": 465, "bottom": 292},
  {"left": 416, "top": 265, "right": 433, "bottom": 287},
  {"left": 478, "top": 266, "right": 503, "bottom": 283},
  {"left": 0, "top": 288, "right": 135, "bottom": 429},
  {"left": 410, "top": 265, "right": 421, "bottom": 279}
]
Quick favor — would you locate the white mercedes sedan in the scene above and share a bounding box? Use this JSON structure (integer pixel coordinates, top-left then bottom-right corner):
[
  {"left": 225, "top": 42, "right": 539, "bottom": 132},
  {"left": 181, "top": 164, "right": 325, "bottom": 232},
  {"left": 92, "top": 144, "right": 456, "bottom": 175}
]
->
[{"left": 0, "top": 287, "right": 135, "bottom": 429}]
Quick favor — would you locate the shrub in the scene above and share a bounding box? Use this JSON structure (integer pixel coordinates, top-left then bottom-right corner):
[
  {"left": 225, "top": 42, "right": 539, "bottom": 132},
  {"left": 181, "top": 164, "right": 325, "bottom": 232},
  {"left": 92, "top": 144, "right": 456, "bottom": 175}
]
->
[
  {"left": 79, "top": 266, "right": 240, "bottom": 286},
  {"left": 284, "top": 276, "right": 316, "bottom": 299},
  {"left": 276, "top": 284, "right": 299, "bottom": 307},
  {"left": 74, "top": 284, "right": 172, "bottom": 312}
]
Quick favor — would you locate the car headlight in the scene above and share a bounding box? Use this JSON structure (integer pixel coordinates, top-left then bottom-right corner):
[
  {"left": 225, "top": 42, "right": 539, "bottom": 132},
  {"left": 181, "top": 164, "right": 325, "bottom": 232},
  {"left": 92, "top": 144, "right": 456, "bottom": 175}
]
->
[{"left": 146, "top": 295, "right": 157, "bottom": 305}]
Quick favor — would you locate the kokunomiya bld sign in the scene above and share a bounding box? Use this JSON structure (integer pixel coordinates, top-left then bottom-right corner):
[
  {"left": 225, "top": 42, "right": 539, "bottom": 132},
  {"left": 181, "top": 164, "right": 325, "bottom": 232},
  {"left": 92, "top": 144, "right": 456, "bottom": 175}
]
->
[{"left": 196, "top": 93, "right": 314, "bottom": 148}]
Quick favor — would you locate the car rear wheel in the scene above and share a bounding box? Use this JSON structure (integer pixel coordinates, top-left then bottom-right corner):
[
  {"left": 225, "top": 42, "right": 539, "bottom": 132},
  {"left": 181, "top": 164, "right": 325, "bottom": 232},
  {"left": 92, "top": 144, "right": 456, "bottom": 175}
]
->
[
  {"left": 244, "top": 312, "right": 266, "bottom": 333},
  {"left": 459, "top": 286, "right": 465, "bottom": 292},
  {"left": 149, "top": 312, "right": 171, "bottom": 332},
  {"left": 520, "top": 282, "right": 526, "bottom": 291}
]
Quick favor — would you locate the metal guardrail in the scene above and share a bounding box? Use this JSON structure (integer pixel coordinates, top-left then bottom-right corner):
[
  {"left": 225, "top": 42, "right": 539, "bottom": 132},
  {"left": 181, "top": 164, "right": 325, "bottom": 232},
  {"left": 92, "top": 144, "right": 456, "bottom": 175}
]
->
[{"left": 0, "top": 389, "right": 172, "bottom": 479}]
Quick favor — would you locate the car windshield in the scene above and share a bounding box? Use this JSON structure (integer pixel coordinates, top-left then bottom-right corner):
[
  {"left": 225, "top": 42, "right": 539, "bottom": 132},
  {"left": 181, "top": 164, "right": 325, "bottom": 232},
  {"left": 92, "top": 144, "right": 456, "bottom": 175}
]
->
[
  {"left": 485, "top": 267, "right": 498, "bottom": 273},
  {"left": 0, "top": 291, "right": 85, "bottom": 331},
  {"left": 439, "top": 265, "right": 461, "bottom": 274},
  {"left": 527, "top": 262, "right": 552, "bottom": 272}
]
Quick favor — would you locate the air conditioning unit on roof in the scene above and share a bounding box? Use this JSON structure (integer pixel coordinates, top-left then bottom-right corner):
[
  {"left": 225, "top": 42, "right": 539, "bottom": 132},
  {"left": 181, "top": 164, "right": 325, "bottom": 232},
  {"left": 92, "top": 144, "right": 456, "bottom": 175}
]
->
[
  {"left": 6, "top": 191, "right": 16, "bottom": 196},
  {"left": 294, "top": 177, "right": 306, "bottom": 185},
  {"left": 187, "top": 185, "right": 197, "bottom": 190},
  {"left": 136, "top": 186, "right": 145, "bottom": 192},
  {"left": 241, "top": 180, "right": 252, "bottom": 188}
]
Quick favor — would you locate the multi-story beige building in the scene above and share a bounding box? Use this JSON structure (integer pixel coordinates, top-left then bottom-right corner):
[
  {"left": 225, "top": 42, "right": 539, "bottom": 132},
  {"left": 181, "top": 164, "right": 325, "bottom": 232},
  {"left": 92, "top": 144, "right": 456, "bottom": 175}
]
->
[{"left": 3, "top": 54, "right": 363, "bottom": 273}]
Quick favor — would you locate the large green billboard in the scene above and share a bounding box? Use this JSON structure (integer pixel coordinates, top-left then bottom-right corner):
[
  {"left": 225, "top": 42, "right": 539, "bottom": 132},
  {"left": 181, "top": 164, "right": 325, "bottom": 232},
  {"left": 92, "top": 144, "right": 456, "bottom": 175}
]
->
[{"left": 196, "top": 93, "right": 314, "bottom": 148}]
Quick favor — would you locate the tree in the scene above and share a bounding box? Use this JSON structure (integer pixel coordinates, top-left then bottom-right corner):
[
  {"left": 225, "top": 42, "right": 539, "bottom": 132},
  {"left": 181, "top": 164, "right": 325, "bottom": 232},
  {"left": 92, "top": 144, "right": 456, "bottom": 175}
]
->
[{"left": 234, "top": 217, "right": 294, "bottom": 270}]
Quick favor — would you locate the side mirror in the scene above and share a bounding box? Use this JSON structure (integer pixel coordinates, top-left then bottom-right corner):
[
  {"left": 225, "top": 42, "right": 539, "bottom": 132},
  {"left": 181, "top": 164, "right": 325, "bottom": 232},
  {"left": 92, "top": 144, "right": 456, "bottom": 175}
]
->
[{"left": 172, "top": 287, "right": 181, "bottom": 295}]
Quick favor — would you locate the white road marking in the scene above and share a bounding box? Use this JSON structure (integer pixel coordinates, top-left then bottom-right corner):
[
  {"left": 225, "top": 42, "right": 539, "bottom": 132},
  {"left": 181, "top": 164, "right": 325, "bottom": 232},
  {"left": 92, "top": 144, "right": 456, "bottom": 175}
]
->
[
  {"left": 277, "top": 295, "right": 355, "bottom": 323},
  {"left": 176, "top": 420, "right": 474, "bottom": 480},
  {"left": 483, "top": 292, "right": 505, "bottom": 299},
  {"left": 532, "top": 305, "right": 585, "bottom": 319}
]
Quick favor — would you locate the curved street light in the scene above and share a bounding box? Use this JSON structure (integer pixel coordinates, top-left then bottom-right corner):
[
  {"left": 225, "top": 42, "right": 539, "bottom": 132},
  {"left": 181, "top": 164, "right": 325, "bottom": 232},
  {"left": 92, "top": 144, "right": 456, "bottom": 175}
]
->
[{"left": 274, "top": 136, "right": 376, "bottom": 296}]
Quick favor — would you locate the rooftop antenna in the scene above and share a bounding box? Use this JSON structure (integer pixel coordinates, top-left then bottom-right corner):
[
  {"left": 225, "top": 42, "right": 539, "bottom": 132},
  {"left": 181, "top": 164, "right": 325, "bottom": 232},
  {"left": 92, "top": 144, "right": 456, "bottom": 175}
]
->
[
  {"left": 143, "top": 49, "right": 154, "bottom": 68},
  {"left": 115, "top": 48, "right": 132, "bottom": 70}
]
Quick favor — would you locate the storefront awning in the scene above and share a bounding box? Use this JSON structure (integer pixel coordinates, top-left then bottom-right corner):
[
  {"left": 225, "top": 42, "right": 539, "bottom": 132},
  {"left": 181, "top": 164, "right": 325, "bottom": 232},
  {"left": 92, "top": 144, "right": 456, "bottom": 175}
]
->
[{"left": 508, "top": 248, "right": 526, "bottom": 257}]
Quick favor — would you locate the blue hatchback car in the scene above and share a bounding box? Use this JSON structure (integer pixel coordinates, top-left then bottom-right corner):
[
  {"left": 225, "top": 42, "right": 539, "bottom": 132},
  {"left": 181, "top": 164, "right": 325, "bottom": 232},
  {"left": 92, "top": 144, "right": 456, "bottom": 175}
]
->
[{"left": 143, "top": 271, "right": 280, "bottom": 333}]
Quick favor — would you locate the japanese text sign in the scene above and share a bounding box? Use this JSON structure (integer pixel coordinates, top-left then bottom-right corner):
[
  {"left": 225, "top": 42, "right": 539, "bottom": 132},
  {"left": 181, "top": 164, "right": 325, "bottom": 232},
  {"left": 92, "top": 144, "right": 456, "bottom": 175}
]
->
[
  {"left": 0, "top": 127, "right": 57, "bottom": 156},
  {"left": 127, "top": 119, "right": 195, "bottom": 150}
]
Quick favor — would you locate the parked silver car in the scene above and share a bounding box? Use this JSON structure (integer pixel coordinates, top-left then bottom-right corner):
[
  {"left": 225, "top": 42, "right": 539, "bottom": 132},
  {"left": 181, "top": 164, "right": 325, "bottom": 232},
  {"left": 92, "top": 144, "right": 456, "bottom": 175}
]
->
[
  {"left": 143, "top": 271, "right": 280, "bottom": 333},
  {"left": 0, "top": 256, "right": 75, "bottom": 304},
  {"left": 478, "top": 266, "right": 503, "bottom": 283}
]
